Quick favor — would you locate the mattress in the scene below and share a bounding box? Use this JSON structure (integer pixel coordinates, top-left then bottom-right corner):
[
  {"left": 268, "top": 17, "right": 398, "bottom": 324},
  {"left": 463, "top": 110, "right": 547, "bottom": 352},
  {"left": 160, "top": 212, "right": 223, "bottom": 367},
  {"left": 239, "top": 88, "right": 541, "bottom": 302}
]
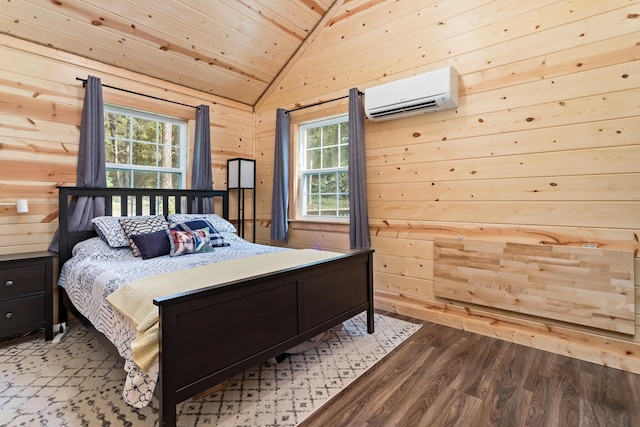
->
[{"left": 58, "top": 233, "right": 289, "bottom": 408}]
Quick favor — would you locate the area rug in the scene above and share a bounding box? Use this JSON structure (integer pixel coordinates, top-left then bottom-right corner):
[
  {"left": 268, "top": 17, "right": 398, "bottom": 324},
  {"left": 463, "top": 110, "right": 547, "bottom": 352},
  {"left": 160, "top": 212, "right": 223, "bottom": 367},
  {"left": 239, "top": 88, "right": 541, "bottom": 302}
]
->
[{"left": 0, "top": 313, "right": 421, "bottom": 426}]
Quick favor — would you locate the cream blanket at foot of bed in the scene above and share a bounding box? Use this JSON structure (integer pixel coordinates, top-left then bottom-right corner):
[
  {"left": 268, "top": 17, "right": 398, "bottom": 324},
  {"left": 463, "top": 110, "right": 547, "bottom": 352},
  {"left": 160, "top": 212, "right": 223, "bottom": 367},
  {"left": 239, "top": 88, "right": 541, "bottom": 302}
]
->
[{"left": 106, "top": 249, "right": 343, "bottom": 372}]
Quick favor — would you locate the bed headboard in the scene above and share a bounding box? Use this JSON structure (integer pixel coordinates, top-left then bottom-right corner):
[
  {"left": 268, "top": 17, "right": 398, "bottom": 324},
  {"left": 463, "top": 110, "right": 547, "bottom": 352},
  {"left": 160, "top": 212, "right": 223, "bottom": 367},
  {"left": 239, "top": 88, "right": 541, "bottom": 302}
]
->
[{"left": 57, "top": 186, "right": 229, "bottom": 270}]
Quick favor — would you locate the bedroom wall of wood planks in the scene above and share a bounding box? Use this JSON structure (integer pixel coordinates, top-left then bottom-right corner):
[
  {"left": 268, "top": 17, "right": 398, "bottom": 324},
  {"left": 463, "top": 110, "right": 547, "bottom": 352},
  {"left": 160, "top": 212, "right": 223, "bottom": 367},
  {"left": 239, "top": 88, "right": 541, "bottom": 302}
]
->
[
  {"left": 1, "top": 0, "right": 639, "bottom": 372},
  {"left": 0, "top": 35, "right": 255, "bottom": 255},
  {"left": 254, "top": 0, "right": 640, "bottom": 371}
]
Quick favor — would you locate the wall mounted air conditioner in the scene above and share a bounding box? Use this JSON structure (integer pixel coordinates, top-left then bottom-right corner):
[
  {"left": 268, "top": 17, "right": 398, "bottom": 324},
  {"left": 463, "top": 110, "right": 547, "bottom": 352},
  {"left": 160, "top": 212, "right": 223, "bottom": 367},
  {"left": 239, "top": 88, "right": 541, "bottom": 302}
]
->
[{"left": 364, "top": 66, "right": 459, "bottom": 121}]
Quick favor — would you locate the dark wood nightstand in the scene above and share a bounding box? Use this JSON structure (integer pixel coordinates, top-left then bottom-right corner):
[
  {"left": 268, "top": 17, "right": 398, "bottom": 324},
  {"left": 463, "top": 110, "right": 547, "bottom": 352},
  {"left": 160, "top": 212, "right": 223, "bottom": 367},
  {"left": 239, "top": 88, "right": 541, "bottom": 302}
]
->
[{"left": 0, "top": 251, "right": 55, "bottom": 341}]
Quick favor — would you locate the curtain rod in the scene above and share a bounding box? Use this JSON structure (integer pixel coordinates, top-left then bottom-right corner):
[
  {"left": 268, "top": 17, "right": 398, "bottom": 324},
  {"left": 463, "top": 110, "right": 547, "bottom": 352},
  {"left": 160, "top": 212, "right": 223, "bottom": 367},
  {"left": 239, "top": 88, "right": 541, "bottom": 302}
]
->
[
  {"left": 285, "top": 91, "right": 363, "bottom": 115},
  {"left": 75, "top": 77, "right": 199, "bottom": 109}
]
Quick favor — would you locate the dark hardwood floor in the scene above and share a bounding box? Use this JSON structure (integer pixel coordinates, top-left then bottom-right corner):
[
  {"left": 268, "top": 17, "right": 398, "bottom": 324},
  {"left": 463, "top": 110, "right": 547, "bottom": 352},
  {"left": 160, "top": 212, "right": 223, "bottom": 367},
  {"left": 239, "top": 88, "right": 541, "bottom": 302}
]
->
[{"left": 300, "top": 311, "right": 640, "bottom": 427}]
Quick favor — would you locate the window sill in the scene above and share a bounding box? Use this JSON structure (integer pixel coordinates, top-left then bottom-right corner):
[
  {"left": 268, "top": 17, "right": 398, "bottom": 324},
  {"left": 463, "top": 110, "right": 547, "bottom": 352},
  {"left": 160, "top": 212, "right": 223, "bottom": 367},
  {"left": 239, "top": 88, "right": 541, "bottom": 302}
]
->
[{"left": 288, "top": 219, "right": 349, "bottom": 233}]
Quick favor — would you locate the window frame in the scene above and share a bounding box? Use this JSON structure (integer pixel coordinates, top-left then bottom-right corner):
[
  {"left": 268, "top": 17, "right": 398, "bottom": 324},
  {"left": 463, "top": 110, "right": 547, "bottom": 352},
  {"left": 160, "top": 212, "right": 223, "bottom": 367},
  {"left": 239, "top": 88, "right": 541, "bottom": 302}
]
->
[
  {"left": 296, "top": 114, "right": 350, "bottom": 222},
  {"left": 104, "top": 104, "right": 187, "bottom": 189}
]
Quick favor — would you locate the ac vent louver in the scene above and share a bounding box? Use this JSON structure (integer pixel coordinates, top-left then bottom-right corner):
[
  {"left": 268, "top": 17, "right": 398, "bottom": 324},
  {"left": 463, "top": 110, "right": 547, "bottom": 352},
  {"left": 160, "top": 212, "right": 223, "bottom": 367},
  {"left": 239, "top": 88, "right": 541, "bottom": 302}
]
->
[
  {"left": 368, "top": 99, "right": 439, "bottom": 119},
  {"left": 364, "top": 67, "right": 458, "bottom": 121}
]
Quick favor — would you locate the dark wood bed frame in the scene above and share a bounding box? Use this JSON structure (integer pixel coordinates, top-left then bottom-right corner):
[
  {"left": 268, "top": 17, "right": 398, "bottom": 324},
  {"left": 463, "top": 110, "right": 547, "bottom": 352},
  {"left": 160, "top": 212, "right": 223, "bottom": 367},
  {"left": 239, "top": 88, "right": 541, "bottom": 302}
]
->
[{"left": 56, "top": 186, "right": 375, "bottom": 427}]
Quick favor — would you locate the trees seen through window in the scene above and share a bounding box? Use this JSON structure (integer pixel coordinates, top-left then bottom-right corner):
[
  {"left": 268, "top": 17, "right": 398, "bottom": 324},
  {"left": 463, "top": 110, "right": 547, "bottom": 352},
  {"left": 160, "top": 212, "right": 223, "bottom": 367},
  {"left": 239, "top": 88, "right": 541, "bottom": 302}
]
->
[
  {"left": 104, "top": 105, "right": 186, "bottom": 189},
  {"left": 299, "top": 116, "right": 349, "bottom": 218}
]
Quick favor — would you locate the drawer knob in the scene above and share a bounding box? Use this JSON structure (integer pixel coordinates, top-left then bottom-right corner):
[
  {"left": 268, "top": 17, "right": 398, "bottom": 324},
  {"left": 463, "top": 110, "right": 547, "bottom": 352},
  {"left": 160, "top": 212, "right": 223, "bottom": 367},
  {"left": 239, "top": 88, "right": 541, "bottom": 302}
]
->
[
  {"left": 4, "top": 280, "right": 13, "bottom": 287},
  {"left": 5, "top": 312, "right": 12, "bottom": 319}
]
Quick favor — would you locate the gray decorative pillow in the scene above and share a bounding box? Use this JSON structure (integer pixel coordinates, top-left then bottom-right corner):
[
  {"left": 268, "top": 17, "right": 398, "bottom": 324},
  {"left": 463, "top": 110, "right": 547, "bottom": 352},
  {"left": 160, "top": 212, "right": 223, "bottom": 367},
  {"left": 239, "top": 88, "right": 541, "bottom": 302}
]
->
[
  {"left": 92, "top": 216, "right": 130, "bottom": 248},
  {"left": 119, "top": 215, "right": 168, "bottom": 257}
]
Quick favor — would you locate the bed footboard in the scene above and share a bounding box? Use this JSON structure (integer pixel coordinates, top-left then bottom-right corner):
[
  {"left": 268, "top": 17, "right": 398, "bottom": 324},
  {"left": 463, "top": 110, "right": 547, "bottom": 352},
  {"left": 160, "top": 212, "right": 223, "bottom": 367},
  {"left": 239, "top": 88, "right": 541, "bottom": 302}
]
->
[{"left": 154, "top": 249, "right": 374, "bottom": 426}]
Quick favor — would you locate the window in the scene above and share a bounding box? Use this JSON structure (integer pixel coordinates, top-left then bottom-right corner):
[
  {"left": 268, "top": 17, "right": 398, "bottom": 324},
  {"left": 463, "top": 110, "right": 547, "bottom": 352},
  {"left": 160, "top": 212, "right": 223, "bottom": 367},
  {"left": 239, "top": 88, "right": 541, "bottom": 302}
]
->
[
  {"left": 104, "top": 105, "right": 186, "bottom": 189},
  {"left": 299, "top": 116, "right": 349, "bottom": 219}
]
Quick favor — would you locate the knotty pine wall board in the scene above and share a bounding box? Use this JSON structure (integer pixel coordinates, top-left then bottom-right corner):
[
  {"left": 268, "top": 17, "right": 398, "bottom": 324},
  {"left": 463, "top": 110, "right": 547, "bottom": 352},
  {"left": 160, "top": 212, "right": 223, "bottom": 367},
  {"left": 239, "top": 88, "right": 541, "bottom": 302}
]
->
[
  {"left": 366, "top": 116, "right": 640, "bottom": 164},
  {"left": 434, "top": 238, "right": 635, "bottom": 334},
  {"left": 254, "top": 0, "right": 640, "bottom": 370},
  {"left": 0, "top": 35, "right": 255, "bottom": 255},
  {"left": 266, "top": 1, "right": 637, "bottom": 106},
  {"left": 370, "top": 175, "right": 640, "bottom": 203},
  {"left": 0, "top": 0, "right": 270, "bottom": 104}
]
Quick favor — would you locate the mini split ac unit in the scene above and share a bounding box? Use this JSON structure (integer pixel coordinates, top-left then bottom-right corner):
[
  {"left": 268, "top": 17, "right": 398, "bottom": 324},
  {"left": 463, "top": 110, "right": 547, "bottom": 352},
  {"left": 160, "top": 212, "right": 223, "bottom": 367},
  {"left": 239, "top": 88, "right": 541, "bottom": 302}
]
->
[{"left": 364, "top": 66, "right": 459, "bottom": 121}]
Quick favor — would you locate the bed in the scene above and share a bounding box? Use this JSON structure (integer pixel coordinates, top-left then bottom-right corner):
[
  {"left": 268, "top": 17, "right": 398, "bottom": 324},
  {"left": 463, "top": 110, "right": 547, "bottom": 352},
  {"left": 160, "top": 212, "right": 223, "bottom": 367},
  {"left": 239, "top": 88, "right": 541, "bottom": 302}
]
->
[{"left": 56, "top": 186, "right": 375, "bottom": 427}]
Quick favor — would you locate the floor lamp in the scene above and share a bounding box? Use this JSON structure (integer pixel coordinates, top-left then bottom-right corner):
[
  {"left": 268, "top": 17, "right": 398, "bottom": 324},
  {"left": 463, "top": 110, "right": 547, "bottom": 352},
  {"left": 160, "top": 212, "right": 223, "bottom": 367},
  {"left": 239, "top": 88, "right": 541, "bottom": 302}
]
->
[{"left": 227, "top": 158, "right": 256, "bottom": 242}]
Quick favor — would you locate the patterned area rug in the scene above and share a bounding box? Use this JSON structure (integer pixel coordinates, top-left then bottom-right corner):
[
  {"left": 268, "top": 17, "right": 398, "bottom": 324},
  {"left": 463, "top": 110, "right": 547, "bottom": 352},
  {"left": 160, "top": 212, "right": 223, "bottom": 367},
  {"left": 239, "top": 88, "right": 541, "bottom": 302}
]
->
[{"left": 0, "top": 313, "right": 421, "bottom": 426}]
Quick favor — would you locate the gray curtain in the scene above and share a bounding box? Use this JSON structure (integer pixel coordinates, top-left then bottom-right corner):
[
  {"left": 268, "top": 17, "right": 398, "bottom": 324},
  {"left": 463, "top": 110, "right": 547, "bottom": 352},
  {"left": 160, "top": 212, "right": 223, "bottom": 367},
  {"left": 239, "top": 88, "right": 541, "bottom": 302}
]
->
[
  {"left": 348, "top": 88, "right": 370, "bottom": 249},
  {"left": 49, "top": 75, "right": 106, "bottom": 252},
  {"left": 191, "top": 105, "right": 214, "bottom": 213},
  {"left": 270, "top": 108, "right": 290, "bottom": 240}
]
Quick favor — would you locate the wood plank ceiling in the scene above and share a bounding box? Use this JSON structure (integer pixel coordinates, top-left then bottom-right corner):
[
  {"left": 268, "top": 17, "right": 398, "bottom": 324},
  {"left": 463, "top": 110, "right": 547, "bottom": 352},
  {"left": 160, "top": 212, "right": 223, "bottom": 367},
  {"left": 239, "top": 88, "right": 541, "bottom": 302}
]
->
[{"left": 0, "top": 0, "right": 336, "bottom": 106}]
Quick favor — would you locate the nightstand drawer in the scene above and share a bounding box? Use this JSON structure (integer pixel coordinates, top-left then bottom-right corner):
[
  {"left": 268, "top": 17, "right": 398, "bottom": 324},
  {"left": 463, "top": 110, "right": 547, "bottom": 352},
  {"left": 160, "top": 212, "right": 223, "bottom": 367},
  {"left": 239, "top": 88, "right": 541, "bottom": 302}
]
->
[
  {"left": 0, "top": 264, "right": 46, "bottom": 299},
  {"left": 0, "top": 295, "right": 45, "bottom": 335},
  {"left": 0, "top": 251, "right": 55, "bottom": 341}
]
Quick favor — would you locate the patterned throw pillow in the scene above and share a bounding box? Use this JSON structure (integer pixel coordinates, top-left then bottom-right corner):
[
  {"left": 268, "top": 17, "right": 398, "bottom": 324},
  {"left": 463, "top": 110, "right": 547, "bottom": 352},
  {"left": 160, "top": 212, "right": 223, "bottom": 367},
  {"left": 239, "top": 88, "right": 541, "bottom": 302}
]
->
[
  {"left": 168, "top": 227, "right": 214, "bottom": 257},
  {"left": 119, "top": 215, "right": 168, "bottom": 257},
  {"left": 92, "top": 216, "right": 133, "bottom": 248},
  {"left": 130, "top": 230, "right": 171, "bottom": 260},
  {"left": 169, "top": 220, "right": 230, "bottom": 248},
  {"left": 167, "top": 213, "right": 236, "bottom": 233}
]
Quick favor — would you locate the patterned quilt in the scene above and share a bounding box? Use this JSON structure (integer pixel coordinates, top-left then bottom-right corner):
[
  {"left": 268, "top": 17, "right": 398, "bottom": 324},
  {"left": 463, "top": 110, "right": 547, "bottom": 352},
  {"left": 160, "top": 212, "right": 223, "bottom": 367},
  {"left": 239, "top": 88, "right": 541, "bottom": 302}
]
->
[{"left": 58, "top": 233, "right": 289, "bottom": 408}]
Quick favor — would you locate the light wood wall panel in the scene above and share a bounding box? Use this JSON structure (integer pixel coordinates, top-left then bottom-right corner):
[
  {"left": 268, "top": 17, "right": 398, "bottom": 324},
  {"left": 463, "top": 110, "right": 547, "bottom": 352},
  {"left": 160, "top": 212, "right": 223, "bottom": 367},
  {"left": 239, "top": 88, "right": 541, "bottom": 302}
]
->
[
  {"left": 434, "top": 238, "right": 635, "bottom": 334},
  {"left": 255, "top": 0, "right": 640, "bottom": 371},
  {"left": 0, "top": 35, "right": 254, "bottom": 255}
]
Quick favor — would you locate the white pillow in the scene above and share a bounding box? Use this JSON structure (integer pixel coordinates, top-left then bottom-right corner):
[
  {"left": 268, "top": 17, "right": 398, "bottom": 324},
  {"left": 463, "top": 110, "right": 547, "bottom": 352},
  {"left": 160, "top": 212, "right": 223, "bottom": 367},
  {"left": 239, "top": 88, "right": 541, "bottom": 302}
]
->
[{"left": 167, "top": 213, "right": 236, "bottom": 233}]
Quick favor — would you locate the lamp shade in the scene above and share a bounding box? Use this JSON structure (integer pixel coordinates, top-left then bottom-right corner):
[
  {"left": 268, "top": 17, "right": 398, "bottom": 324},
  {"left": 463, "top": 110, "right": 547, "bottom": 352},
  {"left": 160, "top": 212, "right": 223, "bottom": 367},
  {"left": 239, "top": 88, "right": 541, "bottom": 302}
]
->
[
  {"left": 227, "top": 158, "right": 256, "bottom": 189},
  {"left": 16, "top": 199, "right": 29, "bottom": 213}
]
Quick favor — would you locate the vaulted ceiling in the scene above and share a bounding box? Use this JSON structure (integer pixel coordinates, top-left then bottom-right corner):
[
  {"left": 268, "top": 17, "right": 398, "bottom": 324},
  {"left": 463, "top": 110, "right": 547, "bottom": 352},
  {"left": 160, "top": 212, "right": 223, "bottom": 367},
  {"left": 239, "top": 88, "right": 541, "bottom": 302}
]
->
[{"left": 0, "top": 0, "right": 337, "bottom": 106}]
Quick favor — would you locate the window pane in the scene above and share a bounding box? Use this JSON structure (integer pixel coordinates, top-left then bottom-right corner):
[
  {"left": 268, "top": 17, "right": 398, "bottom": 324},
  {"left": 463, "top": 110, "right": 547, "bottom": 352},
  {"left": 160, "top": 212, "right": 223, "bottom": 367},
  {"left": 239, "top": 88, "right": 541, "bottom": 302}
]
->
[
  {"left": 308, "top": 173, "right": 319, "bottom": 193},
  {"left": 340, "top": 122, "right": 349, "bottom": 144},
  {"left": 319, "top": 195, "right": 336, "bottom": 216},
  {"left": 106, "top": 139, "right": 130, "bottom": 164},
  {"left": 171, "top": 124, "right": 181, "bottom": 147},
  {"left": 339, "top": 144, "right": 348, "bottom": 168},
  {"left": 133, "top": 170, "right": 159, "bottom": 188},
  {"left": 304, "top": 194, "right": 319, "bottom": 216},
  {"left": 171, "top": 147, "right": 181, "bottom": 168},
  {"left": 337, "top": 195, "right": 349, "bottom": 216},
  {"left": 132, "top": 141, "right": 157, "bottom": 167},
  {"left": 159, "top": 144, "right": 173, "bottom": 169},
  {"left": 337, "top": 171, "right": 349, "bottom": 193},
  {"left": 319, "top": 173, "right": 337, "bottom": 194},
  {"left": 106, "top": 169, "right": 131, "bottom": 188},
  {"left": 322, "top": 124, "right": 339, "bottom": 147},
  {"left": 105, "top": 138, "right": 117, "bottom": 163},
  {"left": 105, "top": 113, "right": 130, "bottom": 138},
  {"left": 133, "top": 118, "right": 157, "bottom": 142},
  {"left": 306, "top": 127, "right": 321, "bottom": 148},
  {"left": 323, "top": 146, "right": 339, "bottom": 168},
  {"left": 158, "top": 172, "right": 181, "bottom": 189},
  {"left": 307, "top": 148, "right": 321, "bottom": 170}
]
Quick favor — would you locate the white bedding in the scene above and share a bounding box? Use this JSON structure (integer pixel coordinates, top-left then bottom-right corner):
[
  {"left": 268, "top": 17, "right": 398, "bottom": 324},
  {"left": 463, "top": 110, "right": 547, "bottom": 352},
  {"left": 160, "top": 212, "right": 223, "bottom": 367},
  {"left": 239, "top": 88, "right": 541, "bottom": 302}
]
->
[{"left": 58, "top": 233, "right": 289, "bottom": 408}]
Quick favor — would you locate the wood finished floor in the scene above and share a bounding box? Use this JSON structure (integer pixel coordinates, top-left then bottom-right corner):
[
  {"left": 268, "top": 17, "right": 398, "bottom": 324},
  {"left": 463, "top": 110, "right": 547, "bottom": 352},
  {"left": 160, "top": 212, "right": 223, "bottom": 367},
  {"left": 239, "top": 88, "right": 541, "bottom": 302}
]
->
[{"left": 300, "top": 311, "right": 640, "bottom": 427}]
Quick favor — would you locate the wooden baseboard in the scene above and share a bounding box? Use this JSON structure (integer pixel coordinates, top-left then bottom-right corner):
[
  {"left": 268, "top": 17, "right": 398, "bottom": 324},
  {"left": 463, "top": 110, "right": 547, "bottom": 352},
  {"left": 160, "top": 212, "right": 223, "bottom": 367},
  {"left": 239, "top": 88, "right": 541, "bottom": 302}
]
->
[{"left": 374, "top": 290, "right": 640, "bottom": 375}]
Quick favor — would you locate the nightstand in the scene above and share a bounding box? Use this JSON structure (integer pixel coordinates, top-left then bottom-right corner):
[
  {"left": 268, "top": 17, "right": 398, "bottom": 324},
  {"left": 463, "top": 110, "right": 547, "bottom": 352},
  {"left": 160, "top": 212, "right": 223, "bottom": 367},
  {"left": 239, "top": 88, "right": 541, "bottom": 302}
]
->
[{"left": 0, "top": 251, "right": 55, "bottom": 341}]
